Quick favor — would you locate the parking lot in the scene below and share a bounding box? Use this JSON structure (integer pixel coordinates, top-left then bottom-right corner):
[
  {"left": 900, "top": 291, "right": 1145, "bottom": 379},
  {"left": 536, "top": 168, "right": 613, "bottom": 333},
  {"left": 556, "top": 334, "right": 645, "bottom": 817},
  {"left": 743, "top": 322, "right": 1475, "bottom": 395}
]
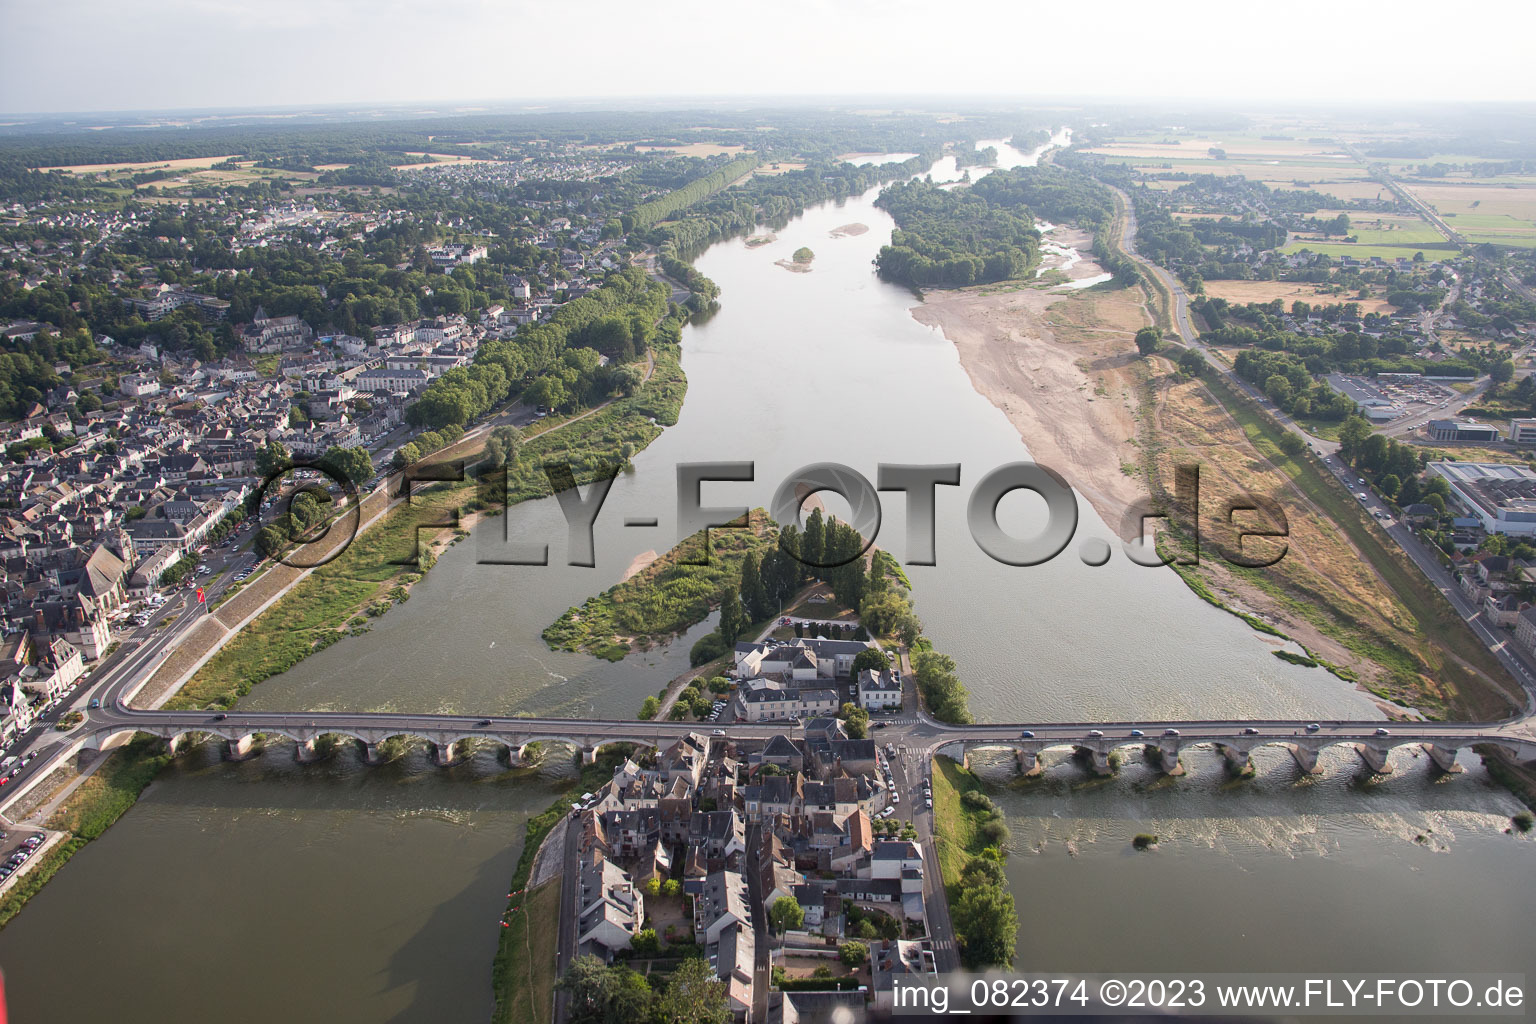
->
[{"left": 1327, "top": 373, "right": 1456, "bottom": 424}]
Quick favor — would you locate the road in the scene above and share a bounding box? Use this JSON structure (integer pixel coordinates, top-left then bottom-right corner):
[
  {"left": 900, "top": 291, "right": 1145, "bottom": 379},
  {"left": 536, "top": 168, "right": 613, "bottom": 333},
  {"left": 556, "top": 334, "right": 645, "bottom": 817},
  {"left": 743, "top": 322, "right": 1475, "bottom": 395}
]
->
[{"left": 1109, "top": 183, "right": 1536, "bottom": 713}]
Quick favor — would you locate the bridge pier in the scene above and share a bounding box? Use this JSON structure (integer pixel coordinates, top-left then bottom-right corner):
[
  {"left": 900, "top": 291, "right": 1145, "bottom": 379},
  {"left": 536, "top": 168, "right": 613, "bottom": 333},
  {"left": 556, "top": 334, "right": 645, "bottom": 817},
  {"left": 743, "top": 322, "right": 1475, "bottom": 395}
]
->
[
  {"left": 1074, "top": 746, "right": 1113, "bottom": 776},
  {"left": 1353, "top": 744, "right": 1392, "bottom": 774},
  {"left": 1422, "top": 743, "right": 1464, "bottom": 774},
  {"left": 362, "top": 741, "right": 385, "bottom": 765},
  {"left": 1286, "top": 743, "right": 1323, "bottom": 774},
  {"left": 501, "top": 744, "right": 524, "bottom": 768},
  {"left": 165, "top": 733, "right": 187, "bottom": 757},
  {"left": 581, "top": 746, "right": 598, "bottom": 765},
  {"left": 1217, "top": 744, "right": 1253, "bottom": 773},
  {"left": 433, "top": 740, "right": 462, "bottom": 767},
  {"left": 1016, "top": 748, "right": 1042, "bottom": 777},
  {"left": 1153, "top": 744, "right": 1185, "bottom": 776},
  {"left": 223, "top": 734, "right": 257, "bottom": 761},
  {"left": 294, "top": 737, "right": 322, "bottom": 763}
]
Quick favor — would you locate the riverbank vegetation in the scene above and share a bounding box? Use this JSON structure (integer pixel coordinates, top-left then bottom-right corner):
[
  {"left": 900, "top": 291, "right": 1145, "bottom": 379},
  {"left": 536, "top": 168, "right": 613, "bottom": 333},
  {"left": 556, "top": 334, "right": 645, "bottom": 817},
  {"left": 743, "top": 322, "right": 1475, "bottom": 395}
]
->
[
  {"left": 542, "top": 509, "right": 780, "bottom": 659},
  {"left": 931, "top": 757, "right": 1017, "bottom": 969},
  {"left": 171, "top": 344, "right": 687, "bottom": 710},
  {"left": 491, "top": 746, "right": 633, "bottom": 1024},
  {"left": 874, "top": 178, "right": 1041, "bottom": 287},
  {"left": 1144, "top": 351, "right": 1516, "bottom": 720},
  {"left": 0, "top": 737, "right": 171, "bottom": 930}
]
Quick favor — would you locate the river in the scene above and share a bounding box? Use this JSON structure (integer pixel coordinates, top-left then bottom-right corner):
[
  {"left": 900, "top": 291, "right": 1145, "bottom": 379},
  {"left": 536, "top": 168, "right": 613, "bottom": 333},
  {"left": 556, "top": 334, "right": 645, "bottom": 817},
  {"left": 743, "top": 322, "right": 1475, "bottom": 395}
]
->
[{"left": 0, "top": 133, "right": 1530, "bottom": 1020}]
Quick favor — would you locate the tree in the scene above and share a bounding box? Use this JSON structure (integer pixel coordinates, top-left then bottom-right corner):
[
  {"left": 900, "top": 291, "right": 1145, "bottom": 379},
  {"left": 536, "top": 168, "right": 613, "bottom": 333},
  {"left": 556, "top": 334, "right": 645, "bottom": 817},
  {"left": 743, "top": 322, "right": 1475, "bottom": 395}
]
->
[
  {"left": 1263, "top": 373, "right": 1294, "bottom": 409},
  {"left": 644, "top": 877, "right": 662, "bottom": 897},
  {"left": 689, "top": 632, "right": 727, "bottom": 666},
  {"left": 480, "top": 425, "right": 522, "bottom": 470},
  {"left": 952, "top": 883, "right": 1018, "bottom": 970},
  {"left": 739, "top": 553, "right": 770, "bottom": 621},
  {"left": 559, "top": 955, "right": 618, "bottom": 1023},
  {"left": 392, "top": 442, "right": 420, "bottom": 469},
  {"left": 1491, "top": 359, "right": 1515, "bottom": 384},
  {"left": 662, "top": 878, "right": 682, "bottom": 897},
  {"left": 769, "top": 895, "right": 805, "bottom": 934},
  {"left": 839, "top": 702, "right": 870, "bottom": 739},
  {"left": 802, "top": 508, "right": 825, "bottom": 570},
  {"left": 851, "top": 648, "right": 888, "bottom": 675},
  {"left": 1277, "top": 432, "right": 1305, "bottom": 456},
  {"left": 1177, "top": 348, "right": 1206, "bottom": 377},
  {"left": 630, "top": 928, "right": 660, "bottom": 955},
  {"left": 319, "top": 445, "right": 373, "bottom": 486},
  {"left": 1379, "top": 474, "right": 1401, "bottom": 500},
  {"left": 255, "top": 440, "right": 293, "bottom": 480},
  {"left": 913, "top": 650, "right": 971, "bottom": 724},
  {"left": 1134, "top": 326, "right": 1162, "bottom": 357},
  {"left": 839, "top": 941, "right": 869, "bottom": 968},
  {"left": 255, "top": 523, "right": 289, "bottom": 559},
  {"left": 654, "top": 957, "right": 730, "bottom": 1024},
  {"left": 716, "top": 589, "right": 746, "bottom": 645},
  {"left": 1338, "top": 416, "right": 1372, "bottom": 463},
  {"left": 638, "top": 696, "right": 660, "bottom": 721}
]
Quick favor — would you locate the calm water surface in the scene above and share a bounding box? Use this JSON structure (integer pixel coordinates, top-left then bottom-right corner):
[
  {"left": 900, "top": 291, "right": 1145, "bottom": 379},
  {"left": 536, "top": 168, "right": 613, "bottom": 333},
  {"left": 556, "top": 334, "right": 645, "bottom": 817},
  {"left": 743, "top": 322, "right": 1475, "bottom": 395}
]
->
[{"left": 0, "top": 134, "right": 1530, "bottom": 1021}]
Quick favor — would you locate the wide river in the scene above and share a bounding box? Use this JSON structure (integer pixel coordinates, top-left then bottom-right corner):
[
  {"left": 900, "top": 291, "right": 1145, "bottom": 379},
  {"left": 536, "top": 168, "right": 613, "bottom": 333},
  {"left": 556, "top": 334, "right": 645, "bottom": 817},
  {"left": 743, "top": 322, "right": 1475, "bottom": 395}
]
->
[{"left": 0, "top": 136, "right": 1531, "bottom": 1021}]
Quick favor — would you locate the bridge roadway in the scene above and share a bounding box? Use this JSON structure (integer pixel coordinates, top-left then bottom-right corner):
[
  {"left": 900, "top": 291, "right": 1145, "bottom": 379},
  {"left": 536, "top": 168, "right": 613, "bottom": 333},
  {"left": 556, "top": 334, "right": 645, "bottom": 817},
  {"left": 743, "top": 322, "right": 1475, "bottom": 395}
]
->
[{"left": 81, "top": 697, "right": 1536, "bottom": 776}]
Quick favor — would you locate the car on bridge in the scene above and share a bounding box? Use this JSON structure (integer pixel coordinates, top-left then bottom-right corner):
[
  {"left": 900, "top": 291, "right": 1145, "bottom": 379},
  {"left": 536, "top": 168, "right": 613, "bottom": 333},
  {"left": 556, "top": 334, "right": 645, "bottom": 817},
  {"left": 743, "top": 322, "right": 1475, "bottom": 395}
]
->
[
  {"left": 1020, "top": 730, "right": 1034, "bottom": 738},
  {"left": 1129, "top": 729, "right": 1144, "bottom": 737}
]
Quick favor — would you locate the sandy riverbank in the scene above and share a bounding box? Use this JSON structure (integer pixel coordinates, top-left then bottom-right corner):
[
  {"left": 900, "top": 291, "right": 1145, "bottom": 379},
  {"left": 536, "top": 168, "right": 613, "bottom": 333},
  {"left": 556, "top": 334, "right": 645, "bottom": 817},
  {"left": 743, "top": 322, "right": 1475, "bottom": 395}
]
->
[{"left": 910, "top": 228, "right": 1151, "bottom": 537}]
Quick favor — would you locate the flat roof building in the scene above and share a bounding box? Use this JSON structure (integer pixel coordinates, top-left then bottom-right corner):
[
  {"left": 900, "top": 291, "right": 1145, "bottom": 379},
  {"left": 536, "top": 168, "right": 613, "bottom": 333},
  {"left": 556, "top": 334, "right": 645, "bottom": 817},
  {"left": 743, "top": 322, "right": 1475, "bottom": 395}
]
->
[
  {"left": 1510, "top": 418, "right": 1536, "bottom": 445},
  {"left": 1427, "top": 419, "right": 1500, "bottom": 442},
  {"left": 1428, "top": 462, "right": 1536, "bottom": 536}
]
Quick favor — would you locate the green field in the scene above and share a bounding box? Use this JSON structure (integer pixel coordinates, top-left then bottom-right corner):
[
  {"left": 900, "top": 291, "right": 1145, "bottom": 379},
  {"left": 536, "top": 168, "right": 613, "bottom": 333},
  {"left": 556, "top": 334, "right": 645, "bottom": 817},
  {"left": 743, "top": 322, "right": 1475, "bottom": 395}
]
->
[
  {"left": 1345, "top": 225, "right": 1448, "bottom": 246},
  {"left": 1278, "top": 241, "right": 1456, "bottom": 261}
]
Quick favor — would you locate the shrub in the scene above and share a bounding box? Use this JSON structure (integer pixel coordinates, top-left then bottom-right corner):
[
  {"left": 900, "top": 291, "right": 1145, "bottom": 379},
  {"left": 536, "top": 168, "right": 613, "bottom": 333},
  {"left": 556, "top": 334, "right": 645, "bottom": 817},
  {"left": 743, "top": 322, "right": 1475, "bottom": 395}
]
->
[{"left": 1132, "top": 833, "right": 1159, "bottom": 850}]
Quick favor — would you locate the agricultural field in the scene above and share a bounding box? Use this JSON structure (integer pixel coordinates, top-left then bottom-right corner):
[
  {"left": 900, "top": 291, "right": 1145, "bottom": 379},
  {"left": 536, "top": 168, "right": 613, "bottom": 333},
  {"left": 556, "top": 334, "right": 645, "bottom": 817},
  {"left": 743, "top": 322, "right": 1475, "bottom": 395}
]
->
[
  {"left": 1085, "top": 132, "right": 1370, "bottom": 187},
  {"left": 39, "top": 154, "right": 242, "bottom": 175},
  {"left": 1403, "top": 182, "right": 1536, "bottom": 248},
  {"left": 633, "top": 142, "right": 746, "bottom": 157},
  {"left": 752, "top": 160, "right": 807, "bottom": 176},
  {"left": 1277, "top": 240, "right": 1452, "bottom": 261},
  {"left": 1198, "top": 279, "right": 1396, "bottom": 315}
]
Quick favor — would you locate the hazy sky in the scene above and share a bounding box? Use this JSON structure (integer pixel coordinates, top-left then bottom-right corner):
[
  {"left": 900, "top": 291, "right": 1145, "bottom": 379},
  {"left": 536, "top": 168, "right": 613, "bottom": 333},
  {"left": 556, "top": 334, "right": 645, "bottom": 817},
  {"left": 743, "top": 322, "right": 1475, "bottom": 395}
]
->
[{"left": 3, "top": 0, "right": 1533, "bottom": 114}]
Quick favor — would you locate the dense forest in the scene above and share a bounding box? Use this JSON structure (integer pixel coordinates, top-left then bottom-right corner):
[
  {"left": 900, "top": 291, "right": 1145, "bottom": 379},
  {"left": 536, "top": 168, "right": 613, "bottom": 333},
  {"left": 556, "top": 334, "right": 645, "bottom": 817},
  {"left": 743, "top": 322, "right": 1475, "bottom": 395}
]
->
[{"left": 873, "top": 178, "right": 1041, "bottom": 287}]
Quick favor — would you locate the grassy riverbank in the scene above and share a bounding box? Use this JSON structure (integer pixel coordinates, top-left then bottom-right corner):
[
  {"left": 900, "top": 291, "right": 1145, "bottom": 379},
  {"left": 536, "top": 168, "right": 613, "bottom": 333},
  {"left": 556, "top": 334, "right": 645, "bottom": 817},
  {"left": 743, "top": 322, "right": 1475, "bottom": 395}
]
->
[
  {"left": 171, "top": 349, "right": 686, "bottom": 709},
  {"left": 930, "top": 756, "right": 1017, "bottom": 969},
  {"left": 1195, "top": 370, "right": 1514, "bottom": 718},
  {"left": 491, "top": 748, "right": 630, "bottom": 1024},
  {"left": 542, "top": 508, "right": 778, "bottom": 659}
]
